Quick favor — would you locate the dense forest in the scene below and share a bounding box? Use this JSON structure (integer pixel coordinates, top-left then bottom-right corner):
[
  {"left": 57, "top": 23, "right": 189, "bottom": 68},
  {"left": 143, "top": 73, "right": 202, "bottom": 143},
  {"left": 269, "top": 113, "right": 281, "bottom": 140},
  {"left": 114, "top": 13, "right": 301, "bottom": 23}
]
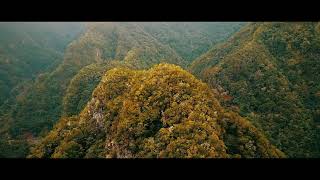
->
[
  {"left": 191, "top": 22, "right": 320, "bottom": 157},
  {"left": 0, "top": 22, "right": 84, "bottom": 106},
  {"left": 0, "top": 22, "right": 319, "bottom": 158},
  {"left": 29, "top": 64, "right": 284, "bottom": 158}
]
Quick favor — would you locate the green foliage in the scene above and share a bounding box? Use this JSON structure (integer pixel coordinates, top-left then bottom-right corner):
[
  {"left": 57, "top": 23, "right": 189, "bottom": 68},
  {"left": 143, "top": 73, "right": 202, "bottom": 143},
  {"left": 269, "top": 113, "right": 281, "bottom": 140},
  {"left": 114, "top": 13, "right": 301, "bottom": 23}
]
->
[
  {"left": 62, "top": 61, "right": 136, "bottom": 116},
  {"left": 191, "top": 22, "right": 320, "bottom": 157},
  {"left": 62, "top": 63, "right": 109, "bottom": 116},
  {"left": 139, "top": 22, "right": 245, "bottom": 62},
  {"left": 0, "top": 137, "right": 29, "bottom": 158},
  {"left": 0, "top": 22, "right": 191, "bottom": 141},
  {"left": 0, "top": 22, "right": 84, "bottom": 106},
  {"left": 30, "top": 64, "right": 284, "bottom": 158}
]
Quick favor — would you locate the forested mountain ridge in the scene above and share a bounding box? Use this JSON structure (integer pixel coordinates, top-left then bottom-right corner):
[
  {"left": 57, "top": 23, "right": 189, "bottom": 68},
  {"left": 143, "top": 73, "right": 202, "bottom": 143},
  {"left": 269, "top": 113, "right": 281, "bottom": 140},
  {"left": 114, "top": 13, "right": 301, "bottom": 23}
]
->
[
  {"left": 62, "top": 61, "right": 135, "bottom": 117},
  {"left": 0, "top": 22, "right": 187, "bottom": 138},
  {"left": 138, "top": 22, "right": 245, "bottom": 62},
  {"left": 61, "top": 22, "right": 246, "bottom": 117},
  {"left": 0, "top": 22, "right": 84, "bottom": 106},
  {"left": 190, "top": 22, "right": 320, "bottom": 157},
  {"left": 0, "top": 22, "right": 245, "bottom": 157},
  {"left": 6, "top": 22, "right": 320, "bottom": 158},
  {"left": 0, "top": 22, "right": 85, "bottom": 157},
  {"left": 29, "top": 64, "right": 284, "bottom": 158}
]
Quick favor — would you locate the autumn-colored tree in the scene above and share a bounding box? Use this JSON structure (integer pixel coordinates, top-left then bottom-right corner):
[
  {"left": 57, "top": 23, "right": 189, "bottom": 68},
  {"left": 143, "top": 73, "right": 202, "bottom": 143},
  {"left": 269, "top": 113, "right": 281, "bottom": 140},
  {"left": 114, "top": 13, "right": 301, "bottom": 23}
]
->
[
  {"left": 29, "top": 64, "right": 284, "bottom": 158},
  {"left": 191, "top": 22, "right": 320, "bottom": 157}
]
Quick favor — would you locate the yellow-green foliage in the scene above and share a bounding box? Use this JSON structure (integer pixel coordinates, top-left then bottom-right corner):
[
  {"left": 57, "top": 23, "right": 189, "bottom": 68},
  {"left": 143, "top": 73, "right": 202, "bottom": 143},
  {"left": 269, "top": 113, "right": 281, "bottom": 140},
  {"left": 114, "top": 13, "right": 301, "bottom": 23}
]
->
[
  {"left": 0, "top": 22, "right": 189, "bottom": 139},
  {"left": 190, "top": 22, "right": 320, "bottom": 157},
  {"left": 30, "top": 64, "right": 284, "bottom": 158},
  {"left": 62, "top": 61, "right": 135, "bottom": 117},
  {"left": 1, "top": 23, "right": 245, "bottom": 158}
]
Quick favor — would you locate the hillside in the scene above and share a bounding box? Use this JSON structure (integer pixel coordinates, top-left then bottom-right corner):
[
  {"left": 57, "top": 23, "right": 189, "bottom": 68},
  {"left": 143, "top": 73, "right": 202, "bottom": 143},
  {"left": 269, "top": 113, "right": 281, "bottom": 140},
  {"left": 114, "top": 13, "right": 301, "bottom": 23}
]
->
[
  {"left": 29, "top": 64, "right": 284, "bottom": 158},
  {"left": 62, "top": 61, "right": 136, "bottom": 117},
  {"left": 139, "top": 22, "right": 245, "bottom": 62},
  {"left": 0, "top": 22, "right": 244, "bottom": 143},
  {"left": 190, "top": 22, "right": 320, "bottom": 157},
  {"left": 0, "top": 22, "right": 84, "bottom": 106},
  {"left": 61, "top": 22, "right": 245, "bottom": 118},
  {"left": 0, "top": 22, "right": 187, "bottom": 140}
]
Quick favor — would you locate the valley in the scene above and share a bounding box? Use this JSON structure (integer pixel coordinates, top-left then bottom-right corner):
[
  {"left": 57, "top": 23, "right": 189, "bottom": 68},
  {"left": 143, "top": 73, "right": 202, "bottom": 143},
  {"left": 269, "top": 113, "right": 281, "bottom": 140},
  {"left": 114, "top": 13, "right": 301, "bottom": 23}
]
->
[{"left": 1, "top": 22, "right": 318, "bottom": 158}]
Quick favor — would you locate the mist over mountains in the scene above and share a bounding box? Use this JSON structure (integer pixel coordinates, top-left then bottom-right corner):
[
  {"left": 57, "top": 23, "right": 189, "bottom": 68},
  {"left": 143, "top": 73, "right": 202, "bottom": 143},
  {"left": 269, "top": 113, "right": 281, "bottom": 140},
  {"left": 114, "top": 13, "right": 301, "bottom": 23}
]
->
[{"left": 1, "top": 22, "right": 319, "bottom": 158}]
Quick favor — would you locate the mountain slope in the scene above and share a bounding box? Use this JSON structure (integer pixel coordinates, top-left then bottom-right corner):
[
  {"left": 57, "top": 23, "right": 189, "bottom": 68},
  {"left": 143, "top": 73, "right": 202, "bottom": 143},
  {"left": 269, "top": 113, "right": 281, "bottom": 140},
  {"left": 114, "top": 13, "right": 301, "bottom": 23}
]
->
[
  {"left": 190, "top": 22, "right": 320, "bottom": 157},
  {"left": 0, "top": 22, "right": 248, "bottom": 158},
  {"left": 62, "top": 61, "right": 136, "bottom": 117},
  {"left": 61, "top": 22, "right": 246, "bottom": 117},
  {"left": 29, "top": 64, "right": 284, "bottom": 158},
  {"left": 0, "top": 22, "right": 188, "bottom": 140},
  {"left": 139, "top": 22, "right": 245, "bottom": 62},
  {"left": 0, "top": 22, "right": 84, "bottom": 106}
]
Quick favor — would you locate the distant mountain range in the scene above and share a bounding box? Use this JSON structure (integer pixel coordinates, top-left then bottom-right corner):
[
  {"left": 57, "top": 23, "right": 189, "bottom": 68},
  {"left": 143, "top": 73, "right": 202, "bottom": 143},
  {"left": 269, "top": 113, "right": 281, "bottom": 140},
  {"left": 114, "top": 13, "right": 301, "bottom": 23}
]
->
[
  {"left": 0, "top": 22, "right": 84, "bottom": 106},
  {"left": 191, "top": 22, "right": 320, "bottom": 157},
  {"left": 29, "top": 64, "right": 284, "bottom": 158},
  {"left": 1, "top": 22, "right": 319, "bottom": 158}
]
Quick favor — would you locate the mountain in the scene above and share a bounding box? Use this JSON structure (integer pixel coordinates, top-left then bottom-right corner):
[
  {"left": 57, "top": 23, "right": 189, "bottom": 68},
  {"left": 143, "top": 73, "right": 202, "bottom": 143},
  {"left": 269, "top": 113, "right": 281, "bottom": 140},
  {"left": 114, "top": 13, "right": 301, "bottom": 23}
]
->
[
  {"left": 0, "top": 22, "right": 186, "bottom": 140},
  {"left": 0, "top": 22, "right": 248, "bottom": 158},
  {"left": 60, "top": 22, "right": 245, "bottom": 118},
  {"left": 29, "top": 64, "right": 284, "bottom": 158},
  {"left": 0, "top": 22, "right": 244, "bottom": 143},
  {"left": 62, "top": 61, "right": 135, "bottom": 117},
  {"left": 0, "top": 22, "right": 84, "bottom": 106},
  {"left": 139, "top": 22, "right": 245, "bottom": 62},
  {"left": 190, "top": 22, "right": 320, "bottom": 157}
]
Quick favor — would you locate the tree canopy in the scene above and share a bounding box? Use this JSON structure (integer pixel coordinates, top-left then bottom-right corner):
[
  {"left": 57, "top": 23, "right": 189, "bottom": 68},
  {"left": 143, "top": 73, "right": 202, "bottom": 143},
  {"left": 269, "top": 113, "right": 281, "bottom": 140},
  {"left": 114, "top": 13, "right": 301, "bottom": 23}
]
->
[{"left": 30, "top": 64, "right": 284, "bottom": 158}]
